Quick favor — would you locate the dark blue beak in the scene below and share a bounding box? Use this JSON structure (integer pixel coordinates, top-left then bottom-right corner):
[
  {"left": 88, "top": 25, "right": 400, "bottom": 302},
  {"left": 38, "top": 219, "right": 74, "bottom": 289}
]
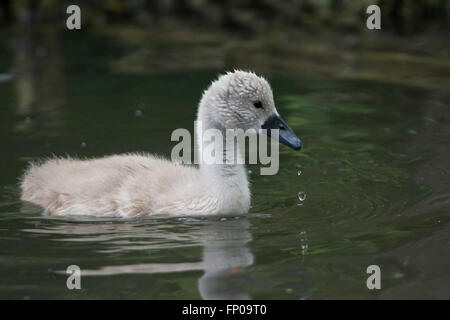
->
[{"left": 262, "top": 114, "right": 302, "bottom": 151}]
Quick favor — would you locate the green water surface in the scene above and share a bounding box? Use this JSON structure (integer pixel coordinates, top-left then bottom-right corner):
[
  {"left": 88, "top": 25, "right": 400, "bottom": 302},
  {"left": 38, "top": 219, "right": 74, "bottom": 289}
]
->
[{"left": 0, "top": 24, "right": 449, "bottom": 299}]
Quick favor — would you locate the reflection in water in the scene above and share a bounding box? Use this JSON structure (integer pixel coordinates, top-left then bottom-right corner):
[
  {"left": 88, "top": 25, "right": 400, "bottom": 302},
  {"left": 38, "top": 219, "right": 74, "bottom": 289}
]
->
[
  {"left": 27, "top": 217, "right": 254, "bottom": 300},
  {"left": 11, "top": 20, "right": 65, "bottom": 133},
  {"left": 197, "top": 218, "right": 253, "bottom": 299}
]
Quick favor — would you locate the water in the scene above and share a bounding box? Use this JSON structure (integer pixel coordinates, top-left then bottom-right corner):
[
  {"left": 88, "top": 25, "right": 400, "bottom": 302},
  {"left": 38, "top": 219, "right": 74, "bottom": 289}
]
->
[{"left": 0, "top": 24, "right": 449, "bottom": 299}]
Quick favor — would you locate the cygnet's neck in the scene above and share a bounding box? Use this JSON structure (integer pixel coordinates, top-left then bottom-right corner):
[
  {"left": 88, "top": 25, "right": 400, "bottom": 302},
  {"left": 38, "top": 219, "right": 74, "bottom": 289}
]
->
[{"left": 196, "top": 105, "right": 250, "bottom": 213}]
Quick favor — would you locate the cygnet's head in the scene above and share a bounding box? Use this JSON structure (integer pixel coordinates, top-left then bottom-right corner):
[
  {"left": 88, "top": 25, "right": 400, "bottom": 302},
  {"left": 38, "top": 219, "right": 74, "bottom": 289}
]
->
[{"left": 198, "top": 70, "right": 302, "bottom": 150}]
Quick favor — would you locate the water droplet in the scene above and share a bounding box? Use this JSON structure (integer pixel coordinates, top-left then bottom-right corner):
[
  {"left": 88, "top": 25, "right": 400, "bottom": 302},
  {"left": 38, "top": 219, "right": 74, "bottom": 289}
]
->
[
  {"left": 298, "top": 191, "right": 306, "bottom": 202},
  {"left": 297, "top": 170, "right": 302, "bottom": 176},
  {"left": 300, "top": 243, "right": 308, "bottom": 255},
  {"left": 135, "top": 110, "right": 143, "bottom": 117},
  {"left": 248, "top": 170, "right": 252, "bottom": 174},
  {"left": 81, "top": 142, "right": 87, "bottom": 148},
  {"left": 298, "top": 231, "right": 309, "bottom": 255}
]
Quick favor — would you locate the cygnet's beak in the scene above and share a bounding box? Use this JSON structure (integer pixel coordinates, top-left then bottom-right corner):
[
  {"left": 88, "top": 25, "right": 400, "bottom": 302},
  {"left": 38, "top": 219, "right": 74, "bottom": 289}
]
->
[{"left": 261, "top": 114, "right": 302, "bottom": 151}]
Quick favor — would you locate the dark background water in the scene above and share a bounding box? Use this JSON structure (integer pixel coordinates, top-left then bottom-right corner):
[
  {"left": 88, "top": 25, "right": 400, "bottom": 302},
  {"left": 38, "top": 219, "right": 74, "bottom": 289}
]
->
[{"left": 0, "top": 1, "right": 449, "bottom": 299}]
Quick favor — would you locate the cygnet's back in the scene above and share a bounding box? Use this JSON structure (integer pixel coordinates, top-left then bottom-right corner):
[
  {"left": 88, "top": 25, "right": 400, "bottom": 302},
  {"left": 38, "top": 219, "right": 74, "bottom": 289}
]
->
[{"left": 21, "top": 154, "right": 203, "bottom": 217}]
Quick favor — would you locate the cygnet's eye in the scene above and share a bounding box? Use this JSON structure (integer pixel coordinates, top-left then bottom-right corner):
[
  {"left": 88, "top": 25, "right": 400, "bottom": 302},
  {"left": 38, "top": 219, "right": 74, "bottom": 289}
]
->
[{"left": 253, "top": 101, "right": 263, "bottom": 109}]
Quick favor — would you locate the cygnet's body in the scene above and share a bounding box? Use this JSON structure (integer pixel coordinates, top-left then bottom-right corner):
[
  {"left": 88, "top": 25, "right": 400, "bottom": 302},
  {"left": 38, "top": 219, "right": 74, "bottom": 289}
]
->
[{"left": 20, "top": 71, "right": 302, "bottom": 217}]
